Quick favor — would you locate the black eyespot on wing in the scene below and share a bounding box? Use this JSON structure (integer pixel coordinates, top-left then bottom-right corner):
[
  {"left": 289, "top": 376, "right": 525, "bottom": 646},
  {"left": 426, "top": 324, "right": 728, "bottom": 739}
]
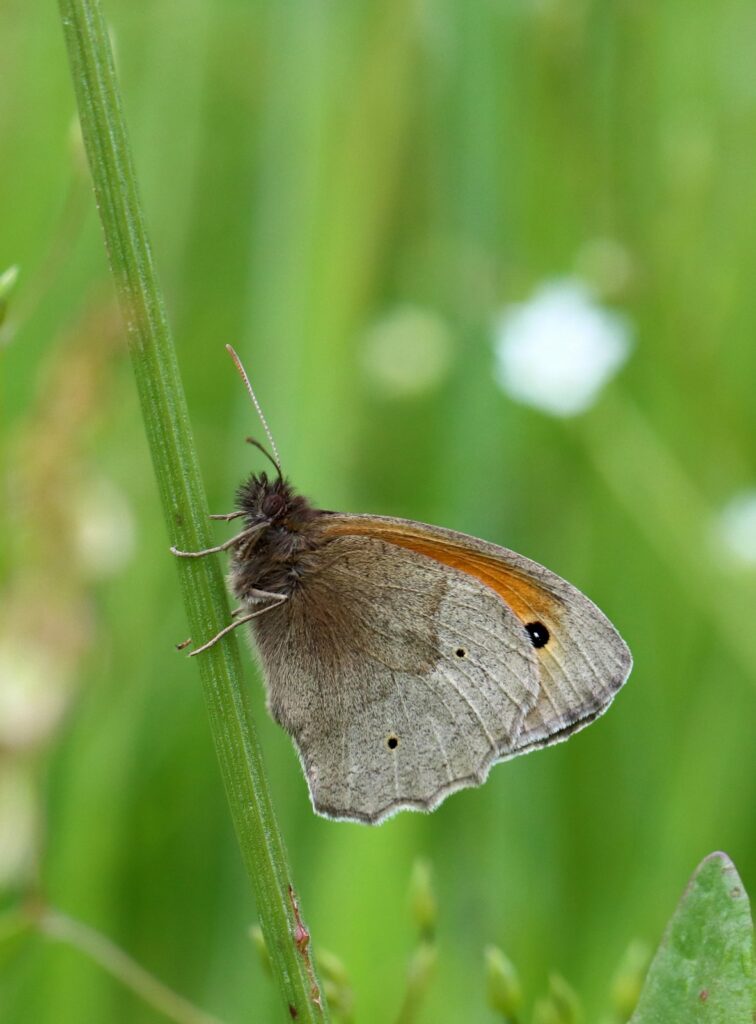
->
[
  {"left": 525, "top": 621, "right": 550, "bottom": 648},
  {"left": 455, "top": 647, "right": 467, "bottom": 658},
  {"left": 387, "top": 735, "right": 399, "bottom": 750}
]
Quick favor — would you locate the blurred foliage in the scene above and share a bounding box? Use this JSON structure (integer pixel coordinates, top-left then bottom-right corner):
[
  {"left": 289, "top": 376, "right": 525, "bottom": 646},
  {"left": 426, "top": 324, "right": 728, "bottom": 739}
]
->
[
  {"left": 486, "top": 851, "right": 753, "bottom": 1023},
  {"left": 1, "top": 0, "right": 756, "bottom": 1021},
  {"left": 486, "top": 944, "right": 523, "bottom": 1021}
]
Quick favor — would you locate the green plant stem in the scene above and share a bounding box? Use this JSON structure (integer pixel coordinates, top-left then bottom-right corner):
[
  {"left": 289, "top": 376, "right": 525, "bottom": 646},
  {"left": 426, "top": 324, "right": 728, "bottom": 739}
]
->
[
  {"left": 39, "top": 910, "right": 226, "bottom": 1024},
  {"left": 56, "top": 2, "right": 328, "bottom": 1021}
]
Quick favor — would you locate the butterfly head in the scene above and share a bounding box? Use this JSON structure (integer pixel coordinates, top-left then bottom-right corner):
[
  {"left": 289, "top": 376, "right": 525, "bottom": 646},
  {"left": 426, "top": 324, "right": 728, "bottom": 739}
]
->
[
  {"left": 236, "top": 472, "right": 319, "bottom": 531},
  {"left": 231, "top": 472, "right": 323, "bottom": 601}
]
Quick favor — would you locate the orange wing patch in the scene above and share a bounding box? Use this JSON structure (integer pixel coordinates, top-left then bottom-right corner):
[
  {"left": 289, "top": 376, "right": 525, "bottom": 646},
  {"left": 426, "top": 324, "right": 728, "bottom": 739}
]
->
[{"left": 323, "top": 519, "right": 563, "bottom": 627}]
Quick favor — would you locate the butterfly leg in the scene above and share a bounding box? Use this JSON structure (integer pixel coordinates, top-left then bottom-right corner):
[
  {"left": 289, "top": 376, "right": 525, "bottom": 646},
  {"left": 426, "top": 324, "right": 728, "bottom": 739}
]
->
[
  {"left": 229, "top": 589, "right": 275, "bottom": 616},
  {"left": 170, "top": 522, "right": 265, "bottom": 558},
  {"left": 209, "top": 511, "right": 246, "bottom": 521},
  {"left": 175, "top": 591, "right": 281, "bottom": 649},
  {"left": 187, "top": 593, "right": 287, "bottom": 657},
  {"left": 245, "top": 587, "right": 285, "bottom": 604}
]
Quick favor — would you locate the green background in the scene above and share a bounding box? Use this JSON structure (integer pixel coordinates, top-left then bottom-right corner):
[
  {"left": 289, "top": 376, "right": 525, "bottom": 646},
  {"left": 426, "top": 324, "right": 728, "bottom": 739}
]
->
[{"left": 2, "top": 1, "right": 755, "bottom": 1021}]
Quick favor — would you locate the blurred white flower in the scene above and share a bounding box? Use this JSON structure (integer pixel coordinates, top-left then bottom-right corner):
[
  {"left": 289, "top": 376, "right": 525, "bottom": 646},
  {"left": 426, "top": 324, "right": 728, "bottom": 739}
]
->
[
  {"left": 361, "top": 305, "right": 454, "bottom": 398},
  {"left": 0, "top": 640, "right": 71, "bottom": 751},
  {"left": 73, "top": 476, "right": 135, "bottom": 579},
  {"left": 493, "top": 279, "right": 632, "bottom": 417},
  {"left": 714, "top": 490, "right": 756, "bottom": 567}
]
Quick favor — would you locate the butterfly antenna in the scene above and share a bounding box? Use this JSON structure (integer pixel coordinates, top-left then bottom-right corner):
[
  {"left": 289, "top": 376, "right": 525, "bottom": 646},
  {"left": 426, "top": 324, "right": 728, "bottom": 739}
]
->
[
  {"left": 245, "top": 436, "right": 281, "bottom": 476},
  {"left": 225, "top": 344, "right": 282, "bottom": 477}
]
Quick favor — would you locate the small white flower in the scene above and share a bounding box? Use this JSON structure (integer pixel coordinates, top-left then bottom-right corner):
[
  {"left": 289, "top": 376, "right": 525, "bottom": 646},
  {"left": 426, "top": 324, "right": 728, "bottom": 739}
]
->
[
  {"left": 361, "top": 305, "right": 454, "bottom": 398},
  {"left": 493, "top": 278, "right": 632, "bottom": 417},
  {"left": 714, "top": 490, "right": 756, "bottom": 567}
]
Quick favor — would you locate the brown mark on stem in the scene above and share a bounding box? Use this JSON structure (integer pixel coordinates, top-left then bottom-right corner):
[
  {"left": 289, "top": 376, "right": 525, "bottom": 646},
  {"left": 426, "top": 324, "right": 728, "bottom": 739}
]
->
[{"left": 288, "top": 885, "right": 323, "bottom": 1011}]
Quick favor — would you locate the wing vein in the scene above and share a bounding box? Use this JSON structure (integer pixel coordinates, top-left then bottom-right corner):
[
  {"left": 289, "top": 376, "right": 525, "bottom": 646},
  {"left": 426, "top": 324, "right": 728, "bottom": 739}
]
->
[{"left": 436, "top": 664, "right": 496, "bottom": 748}]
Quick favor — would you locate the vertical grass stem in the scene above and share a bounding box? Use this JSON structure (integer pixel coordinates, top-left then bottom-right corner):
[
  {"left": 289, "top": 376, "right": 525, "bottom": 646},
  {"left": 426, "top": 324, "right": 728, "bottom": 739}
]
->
[{"left": 56, "top": 2, "right": 328, "bottom": 1020}]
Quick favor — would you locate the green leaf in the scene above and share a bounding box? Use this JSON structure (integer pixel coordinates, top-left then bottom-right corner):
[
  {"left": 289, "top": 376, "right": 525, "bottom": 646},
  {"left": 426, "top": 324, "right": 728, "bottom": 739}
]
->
[{"left": 630, "top": 851, "right": 754, "bottom": 1024}]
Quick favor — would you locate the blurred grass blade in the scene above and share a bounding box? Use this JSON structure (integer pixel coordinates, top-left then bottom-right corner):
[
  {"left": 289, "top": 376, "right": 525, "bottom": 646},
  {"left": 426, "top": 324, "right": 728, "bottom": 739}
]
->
[
  {"left": 40, "top": 909, "right": 225, "bottom": 1024},
  {"left": 0, "top": 264, "right": 19, "bottom": 338},
  {"left": 629, "top": 852, "right": 754, "bottom": 1023},
  {"left": 55, "top": 1, "right": 328, "bottom": 1020}
]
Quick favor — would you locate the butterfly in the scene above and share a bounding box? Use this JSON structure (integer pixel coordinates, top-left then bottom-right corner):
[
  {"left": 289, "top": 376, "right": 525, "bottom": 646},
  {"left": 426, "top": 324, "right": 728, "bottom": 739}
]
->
[{"left": 173, "top": 348, "right": 632, "bottom": 824}]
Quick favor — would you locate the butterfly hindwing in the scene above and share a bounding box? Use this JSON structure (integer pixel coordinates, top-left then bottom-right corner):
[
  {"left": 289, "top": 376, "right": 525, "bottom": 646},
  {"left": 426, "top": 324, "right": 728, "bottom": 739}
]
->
[{"left": 252, "top": 534, "right": 541, "bottom": 823}]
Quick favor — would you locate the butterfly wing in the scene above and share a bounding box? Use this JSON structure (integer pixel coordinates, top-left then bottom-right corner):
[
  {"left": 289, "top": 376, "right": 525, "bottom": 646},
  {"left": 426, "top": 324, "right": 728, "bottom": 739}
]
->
[
  {"left": 323, "top": 514, "right": 633, "bottom": 756},
  {"left": 252, "top": 533, "right": 542, "bottom": 823},
  {"left": 252, "top": 515, "right": 632, "bottom": 824}
]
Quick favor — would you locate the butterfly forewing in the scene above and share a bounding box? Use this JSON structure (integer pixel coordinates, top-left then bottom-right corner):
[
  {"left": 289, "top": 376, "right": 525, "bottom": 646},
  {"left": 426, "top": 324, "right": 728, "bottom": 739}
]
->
[{"left": 323, "top": 516, "right": 632, "bottom": 754}]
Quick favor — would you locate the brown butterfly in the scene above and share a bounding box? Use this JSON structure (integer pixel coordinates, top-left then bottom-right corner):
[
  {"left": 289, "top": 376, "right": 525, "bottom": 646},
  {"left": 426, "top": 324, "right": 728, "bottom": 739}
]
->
[{"left": 173, "top": 347, "right": 632, "bottom": 824}]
